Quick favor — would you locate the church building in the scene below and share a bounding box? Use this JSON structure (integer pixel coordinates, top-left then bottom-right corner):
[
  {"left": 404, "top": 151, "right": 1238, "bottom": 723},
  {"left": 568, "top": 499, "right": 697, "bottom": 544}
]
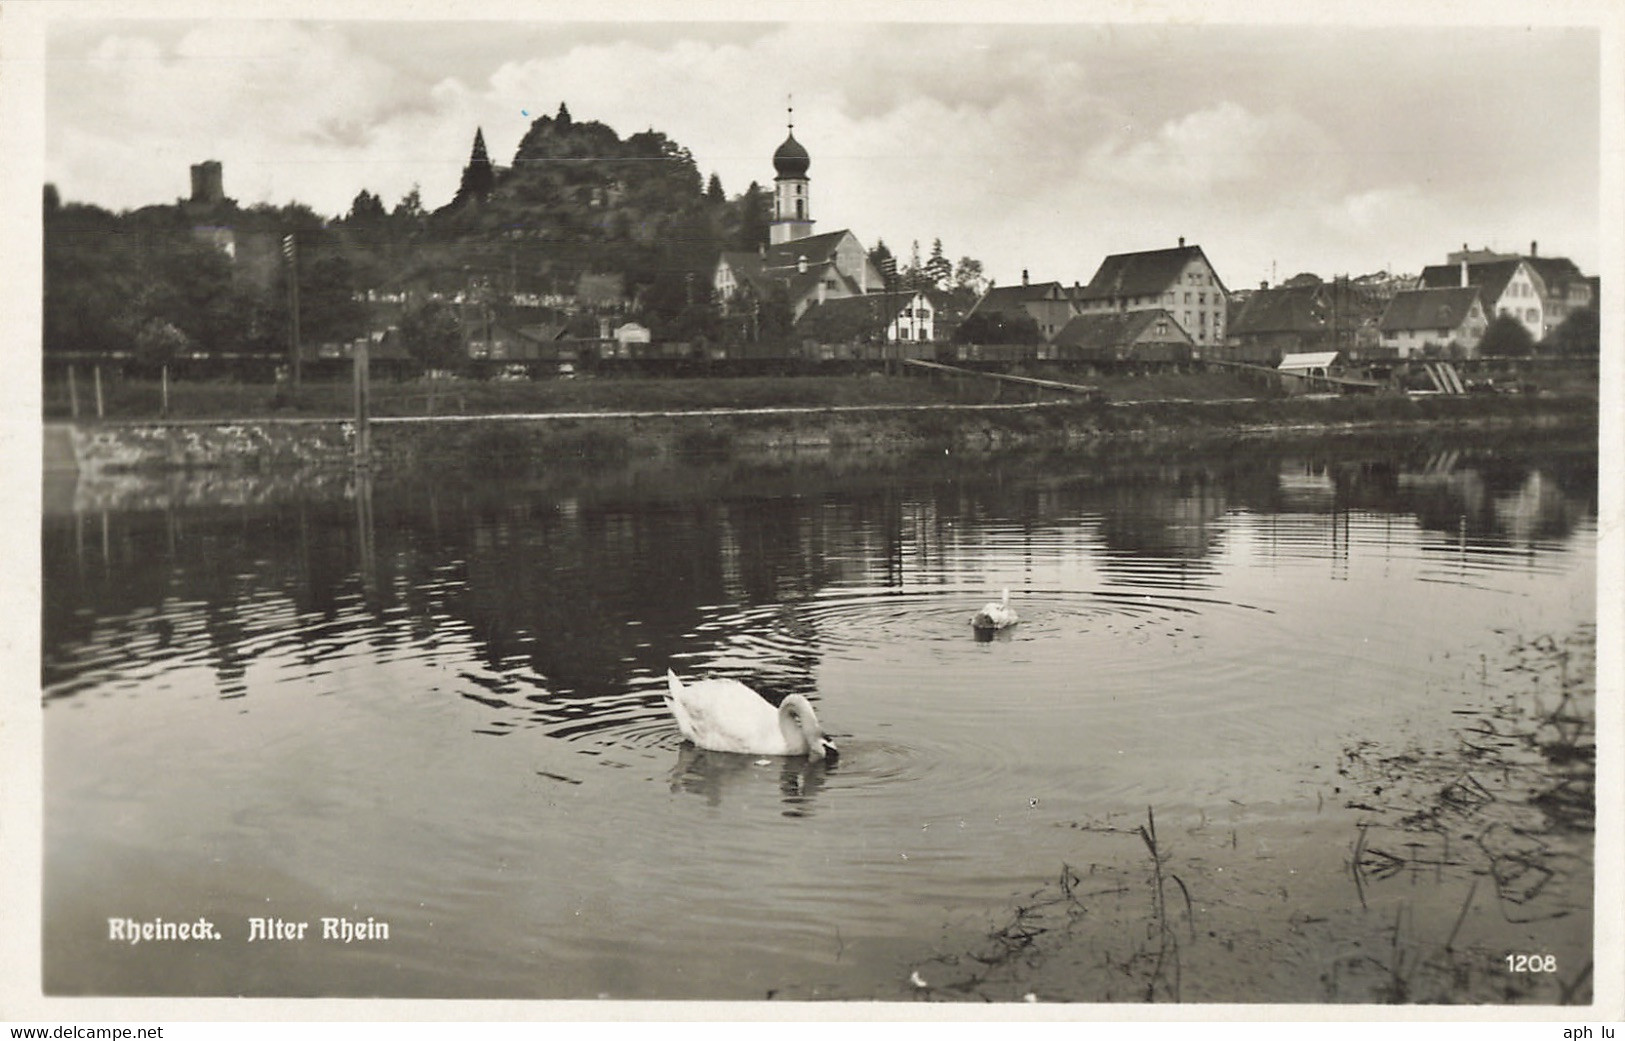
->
[{"left": 714, "top": 112, "right": 887, "bottom": 325}]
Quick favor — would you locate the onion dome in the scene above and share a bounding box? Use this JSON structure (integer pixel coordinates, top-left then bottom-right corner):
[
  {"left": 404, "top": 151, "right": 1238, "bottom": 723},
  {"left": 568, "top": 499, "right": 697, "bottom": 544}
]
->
[{"left": 773, "top": 132, "right": 810, "bottom": 179}]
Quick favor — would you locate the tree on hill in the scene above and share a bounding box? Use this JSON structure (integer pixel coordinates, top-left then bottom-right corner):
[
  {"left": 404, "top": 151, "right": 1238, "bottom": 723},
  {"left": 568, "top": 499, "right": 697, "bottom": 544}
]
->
[
  {"left": 735, "top": 182, "right": 770, "bottom": 251},
  {"left": 44, "top": 199, "right": 137, "bottom": 354},
  {"left": 449, "top": 127, "right": 496, "bottom": 209},
  {"left": 392, "top": 186, "right": 425, "bottom": 224},
  {"left": 398, "top": 299, "right": 464, "bottom": 371},
  {"left": 706, "top": 173, "right": 725, "bottom": 205},
  {"left": 346, "top": 189, "right": 388, "bottom": 226},
  {"left": 298, "top": 254, "right": 369, "bottom": 347}
]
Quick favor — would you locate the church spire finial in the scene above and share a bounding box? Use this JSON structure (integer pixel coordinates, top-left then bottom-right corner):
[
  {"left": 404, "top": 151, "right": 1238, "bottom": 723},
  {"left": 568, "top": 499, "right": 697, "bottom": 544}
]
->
[{"left": 787, "top": 93, "right": 794, "bottom": 133}]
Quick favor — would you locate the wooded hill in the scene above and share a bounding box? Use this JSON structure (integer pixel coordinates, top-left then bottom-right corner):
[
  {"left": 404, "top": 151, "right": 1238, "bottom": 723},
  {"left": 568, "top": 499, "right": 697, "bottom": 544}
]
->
[{"left": 43, "top": 103, "right": 778, "bottom": 365}]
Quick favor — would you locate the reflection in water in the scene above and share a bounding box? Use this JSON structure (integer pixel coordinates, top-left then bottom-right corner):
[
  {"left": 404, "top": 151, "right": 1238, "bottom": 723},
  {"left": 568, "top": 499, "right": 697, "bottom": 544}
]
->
[
  {"left": 40, "top": 433, "right": 1597, "bottom": 999},
  {"left": 667, "top": 744, "right": 836, "bottom": 817},
  {"left": 43, "top": 437, "right": 1596, "bottom": 726}
]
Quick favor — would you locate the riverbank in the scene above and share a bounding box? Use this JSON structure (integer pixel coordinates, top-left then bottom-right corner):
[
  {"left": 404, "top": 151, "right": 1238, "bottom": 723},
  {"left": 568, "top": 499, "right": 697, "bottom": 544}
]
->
[
  {"left": 52, "top": 388, "right": 1598, "bottom": 477},
  {"left": 903, "top": 624, "right": 1597, "bottom": 1004}
]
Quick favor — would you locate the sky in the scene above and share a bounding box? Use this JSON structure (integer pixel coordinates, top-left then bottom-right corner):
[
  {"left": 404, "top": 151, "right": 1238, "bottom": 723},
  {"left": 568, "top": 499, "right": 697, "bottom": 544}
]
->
[{"left": 31, "top": 3, "right": 1613, "bottom": 291}]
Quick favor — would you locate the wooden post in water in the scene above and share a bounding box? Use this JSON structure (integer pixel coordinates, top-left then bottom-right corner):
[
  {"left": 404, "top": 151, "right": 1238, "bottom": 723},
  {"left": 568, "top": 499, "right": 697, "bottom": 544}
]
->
[
  {"left": 67, "top": 366, "right": 80, "bottom": 419},
  {"left": 94, "top": 366, "right": 105, "bottom": 419},
  {"left": 353, "top": 338, "right": 371, "bottom": 467},
  {"left": 161, "top": 364, "right": 170, "bottom": 417}
]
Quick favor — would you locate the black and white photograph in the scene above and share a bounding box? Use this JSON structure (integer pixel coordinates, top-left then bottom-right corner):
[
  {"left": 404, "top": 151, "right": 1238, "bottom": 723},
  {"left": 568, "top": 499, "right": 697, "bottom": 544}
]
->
[{"left": 4, "top": 0, "right": 1621, "bottom": 1027}]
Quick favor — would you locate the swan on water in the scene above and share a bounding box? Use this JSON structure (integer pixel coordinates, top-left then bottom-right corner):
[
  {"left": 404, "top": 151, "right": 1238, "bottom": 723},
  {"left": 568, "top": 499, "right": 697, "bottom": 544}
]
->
[
  {"left": 663, "top": 670, "right": 838, "bottom": 760},
  {"left": 971, "top": 588, "right": 1019, "bottom": 630}
]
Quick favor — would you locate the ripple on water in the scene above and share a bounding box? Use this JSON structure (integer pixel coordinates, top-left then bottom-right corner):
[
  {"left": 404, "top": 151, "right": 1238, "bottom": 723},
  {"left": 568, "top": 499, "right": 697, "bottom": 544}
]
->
[{"left": 527, "top": 583, "right": 1286, "bottom": 810}]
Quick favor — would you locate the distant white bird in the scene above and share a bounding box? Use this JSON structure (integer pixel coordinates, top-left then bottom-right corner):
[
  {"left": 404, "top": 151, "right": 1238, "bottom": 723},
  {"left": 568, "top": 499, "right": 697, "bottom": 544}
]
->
[
  {"left": 663, "top": 670, "right": 838, "bottom": 760},
  {"left": 971, "top": 588, "right": 1019, "bottom": 631}
]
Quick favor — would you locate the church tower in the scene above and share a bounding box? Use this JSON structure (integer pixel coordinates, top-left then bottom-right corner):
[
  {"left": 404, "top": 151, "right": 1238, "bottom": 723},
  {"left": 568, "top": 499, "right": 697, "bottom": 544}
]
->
[{"left": 770, "top": 105, "right": 813, "bottom": 245}]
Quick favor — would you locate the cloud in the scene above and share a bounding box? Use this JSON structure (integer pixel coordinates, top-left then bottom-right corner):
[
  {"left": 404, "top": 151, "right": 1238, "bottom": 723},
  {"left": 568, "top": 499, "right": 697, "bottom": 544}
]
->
[
  {"left": 49, "top": 21, "right": 428, "bottom": 210},
  {"left": 42, "top": 18, "right": 1601, "bottom": 284},
  {"left": 1086, "top": 102, "right": 1341, "bottom": 197}
]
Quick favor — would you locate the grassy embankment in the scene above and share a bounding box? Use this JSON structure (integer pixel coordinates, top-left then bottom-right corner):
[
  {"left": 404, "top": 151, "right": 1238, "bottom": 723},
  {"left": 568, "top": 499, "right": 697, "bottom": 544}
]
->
[
  {"left": 50, "top": 365, "right": 1598, "bottom": 473},
  {"left": 44, "top": 369, "right": 1272, "bottom": 422}
]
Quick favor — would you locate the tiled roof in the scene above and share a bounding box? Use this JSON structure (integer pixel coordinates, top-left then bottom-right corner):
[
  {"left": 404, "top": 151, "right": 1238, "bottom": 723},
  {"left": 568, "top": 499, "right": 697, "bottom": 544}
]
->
[
  {"left": 1075, "top": 245, "right": 1225, "bottom": 302},
  {"left": 1524, "top": 256, "right": 1584, "bottom": 290},
  {"left": 1417, "top": 260, "right": 1528, "bottom": 306},
  {"left": 968, "top": 281, "right": 1067, "bottom": 319},
  {"left": 718, "top": 251, "right": 773, "bottom": 297},
  {"left": 761, "top": 230, "right": 851, "bottom": 271},
  {"left": 1052, "top": 309, "right": 1189, "bottom": 350},
  {"left": 784, "top": 264, "right": 863, "bottom": 305},
  {"left": 1228, "top": 284, "right": 1331, "bottom": 337},
  {"left": 794, "top": 293, "right": 908, "bottom": 341},
  {"left": 1378, "top": 287, "right": 1482, "bottom": 332}
]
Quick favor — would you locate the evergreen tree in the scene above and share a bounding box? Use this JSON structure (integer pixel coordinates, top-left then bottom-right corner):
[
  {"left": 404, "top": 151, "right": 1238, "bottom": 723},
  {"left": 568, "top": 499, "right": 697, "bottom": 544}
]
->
[
  {"left": 706, "top": 173, "right": 725, "bottom": 204},
  {"left": 452, "top": 128, "right": 496, "bottom": 207},
  {"left": 924, "top": 238, "right": 952, "bottom": 290},
  {"left": 905, "top": 239, "right": 926, "bottom": 292},
  {"left": 736, "top": 182, "right": 770, "bottom": 251}
]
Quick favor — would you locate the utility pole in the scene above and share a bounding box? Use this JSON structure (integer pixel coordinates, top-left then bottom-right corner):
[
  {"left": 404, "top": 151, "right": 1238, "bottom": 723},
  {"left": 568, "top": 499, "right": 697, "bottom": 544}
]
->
[{"left": 283, "top": 233, "right": 302, "bottom": 385}]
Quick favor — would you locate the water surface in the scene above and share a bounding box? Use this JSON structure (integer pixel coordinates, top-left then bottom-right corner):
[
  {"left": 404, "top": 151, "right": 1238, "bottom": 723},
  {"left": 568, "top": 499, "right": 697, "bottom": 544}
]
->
[{"left": 41, "top": 435, "right": 1597, "bottom": 999}]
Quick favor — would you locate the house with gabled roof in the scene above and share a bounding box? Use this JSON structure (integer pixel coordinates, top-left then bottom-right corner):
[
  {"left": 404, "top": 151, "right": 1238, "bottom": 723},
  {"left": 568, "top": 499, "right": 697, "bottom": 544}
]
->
[
  {"left": 1049, "top": 309, "right": 1193, "bottom": 363},
  {"left": 1443, "top": 242, "right": 1594, "bottom": 338},
  {"left": 1225, "top": 278, "right": 1385, "bottom": 362},
  {"left": 962, "top": 272, "right": 1078, "bottom": 342},
  {"left": 1521, "top": 253, "right": 1593, "bottom": 336},
  {"left": 713, "top": 121, "right": 887, "bottom": 325},
  {"left": 1073, "top": 238, "right": 1229, "bottom": 352},
  {"left": 1416, "top": 258, "right": 1544, "bottom": 343},
  {"left": 714, "top": 229, "right": 884, "bottom": 322},
  {"left": 793, "top": 290, "right": 935, "bottom": 358},
  {"left": 1377, "top": 286, "right": 1488, "bottom": 357}
]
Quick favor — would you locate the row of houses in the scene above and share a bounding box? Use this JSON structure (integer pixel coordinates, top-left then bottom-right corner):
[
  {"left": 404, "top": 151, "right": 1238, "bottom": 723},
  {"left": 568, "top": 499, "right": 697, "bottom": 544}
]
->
[
  {"left": 702, "top": 116, "right": 1598, "bottom": 364},
  {"left": 710, "top": 226, "right": 1598, "bottom": 369}
]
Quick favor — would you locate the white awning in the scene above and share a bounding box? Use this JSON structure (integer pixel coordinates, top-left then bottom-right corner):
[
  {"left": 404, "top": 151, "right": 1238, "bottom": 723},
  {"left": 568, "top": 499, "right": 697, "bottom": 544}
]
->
[{"left": 1278, "top": 351, "right": 1340, "bottom": 372}]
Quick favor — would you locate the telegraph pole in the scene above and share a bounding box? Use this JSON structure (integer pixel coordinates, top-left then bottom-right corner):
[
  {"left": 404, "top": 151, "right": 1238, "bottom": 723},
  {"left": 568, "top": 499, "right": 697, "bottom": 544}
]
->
[{"left": 283, "top": 232, "right": 302, "bottom": 385}]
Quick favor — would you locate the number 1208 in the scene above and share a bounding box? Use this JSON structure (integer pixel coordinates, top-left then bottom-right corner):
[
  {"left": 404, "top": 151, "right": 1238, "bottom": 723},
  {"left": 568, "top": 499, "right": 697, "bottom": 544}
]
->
[{"left": 1505, "top": 954, "right": 1556, "bottom": 972}]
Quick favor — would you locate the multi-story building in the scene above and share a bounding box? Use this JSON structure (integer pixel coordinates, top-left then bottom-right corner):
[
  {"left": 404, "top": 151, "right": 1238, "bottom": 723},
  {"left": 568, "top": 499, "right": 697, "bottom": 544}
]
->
[
  {"left": 1376, "top": 287, "right": 1489, "bottom": 357},
  {"left": 1072, "top": 239, "right": 1229, "bottom": 353},
  {"left": 1418, "top": 256, "right": 1546, "bottom": 342}
]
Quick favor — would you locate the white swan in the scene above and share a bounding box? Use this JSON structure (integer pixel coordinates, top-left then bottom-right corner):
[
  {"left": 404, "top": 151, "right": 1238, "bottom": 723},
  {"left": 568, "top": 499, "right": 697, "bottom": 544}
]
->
[
  {"left": 663, "top": 670, "right": 838, "bottom": 760},
  {"left": 971, "top": 588, "right": 1019, "bottom": 630}
]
